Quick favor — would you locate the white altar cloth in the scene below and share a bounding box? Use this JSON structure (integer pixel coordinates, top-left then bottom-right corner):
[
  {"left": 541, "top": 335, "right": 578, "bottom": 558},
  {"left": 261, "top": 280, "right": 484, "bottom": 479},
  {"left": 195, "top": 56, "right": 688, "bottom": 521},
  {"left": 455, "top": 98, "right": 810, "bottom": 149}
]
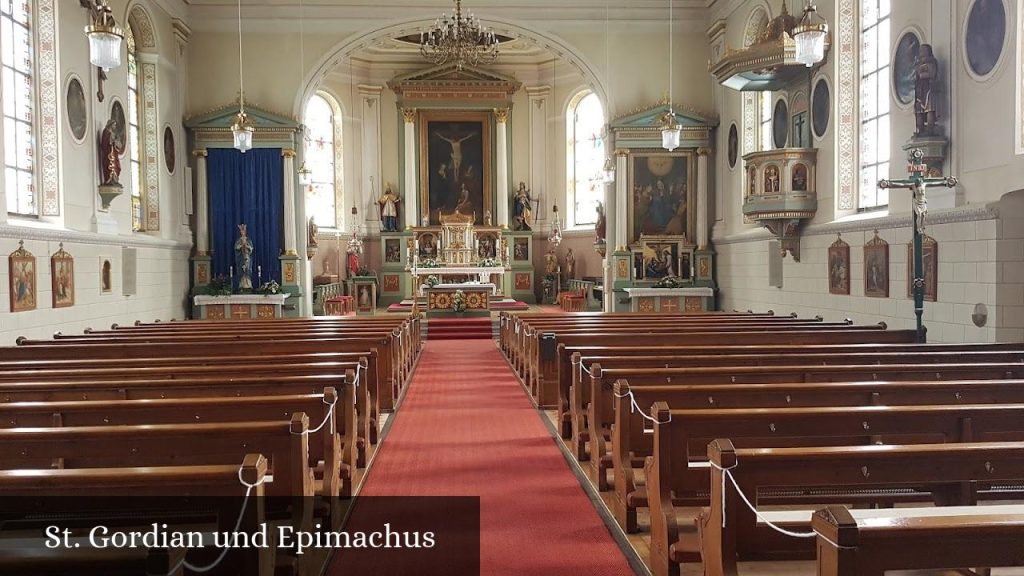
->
[
  {"left": 193, "top": 293, "right": 291, "bottom": 306},
  {"left": 435, "top": 282, "right": 498, "bottom": 295}
]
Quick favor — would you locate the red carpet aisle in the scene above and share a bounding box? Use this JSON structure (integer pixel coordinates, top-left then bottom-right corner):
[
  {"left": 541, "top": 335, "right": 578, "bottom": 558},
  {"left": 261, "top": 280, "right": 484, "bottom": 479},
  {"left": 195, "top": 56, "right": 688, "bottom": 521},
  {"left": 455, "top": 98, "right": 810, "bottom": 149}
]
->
[
  {"left": 425, "top": 317, "right": 493, "bottom": 340},
  {"left": 329, "top": 339, "right": 635, "bottom": 576}
]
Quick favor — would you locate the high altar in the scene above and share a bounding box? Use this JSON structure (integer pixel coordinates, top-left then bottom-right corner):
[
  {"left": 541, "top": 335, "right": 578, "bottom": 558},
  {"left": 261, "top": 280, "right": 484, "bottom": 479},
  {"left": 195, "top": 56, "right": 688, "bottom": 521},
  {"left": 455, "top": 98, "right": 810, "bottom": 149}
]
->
[{"left": 407, "top": 211, "right": 510, "bottom": 313}]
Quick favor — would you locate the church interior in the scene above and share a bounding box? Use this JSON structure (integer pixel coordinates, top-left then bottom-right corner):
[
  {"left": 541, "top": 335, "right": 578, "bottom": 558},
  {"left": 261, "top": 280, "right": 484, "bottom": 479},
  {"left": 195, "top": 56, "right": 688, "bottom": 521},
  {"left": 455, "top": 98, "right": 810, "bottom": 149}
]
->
[{"left": 3, "top": 0, "right": 1024, "bottom": 574}]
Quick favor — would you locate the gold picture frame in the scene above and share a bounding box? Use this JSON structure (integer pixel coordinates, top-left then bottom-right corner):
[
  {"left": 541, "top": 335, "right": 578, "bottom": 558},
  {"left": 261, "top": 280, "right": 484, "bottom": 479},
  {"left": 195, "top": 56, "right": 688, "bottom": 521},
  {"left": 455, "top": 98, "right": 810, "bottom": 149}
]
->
[
  {"left": 418, "top": 110, "right": 492, "bottom": 226},
  {"left": 864, "top": 231, "right": 889, "bottom": 298},
  {"left": 8, "top": 241, "right": 37, "bottom": 313},
  {"left": 828, "top": 235, "right": 851, "bottom": 295},
  {"left": 626, "top": 150, "right": 696, "bottom": 244},
  {"left": 51, "top": 243, "right": 75, "bottom": 309}
]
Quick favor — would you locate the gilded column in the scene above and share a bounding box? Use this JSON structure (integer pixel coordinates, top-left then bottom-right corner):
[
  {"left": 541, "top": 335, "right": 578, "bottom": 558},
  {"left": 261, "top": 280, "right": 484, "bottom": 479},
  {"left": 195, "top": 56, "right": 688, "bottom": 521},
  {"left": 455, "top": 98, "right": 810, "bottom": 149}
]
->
[
  {"left": 281, "top": 149, "right": 298, "bottom": 255},
  {"left": 495, "top": 108, "right": 510, "bottom": 227},
  {"left": 697, "top": 147, "right": 710, "bottom": 249},
  {"left": 402, "top": 108, "right": 418, "bottom": 229},
  {"left": 194, "top": 150, "right": 209, "bottom": 254},
  {"left": 614, "top": 149, "right": 628, "bottom": 251}
]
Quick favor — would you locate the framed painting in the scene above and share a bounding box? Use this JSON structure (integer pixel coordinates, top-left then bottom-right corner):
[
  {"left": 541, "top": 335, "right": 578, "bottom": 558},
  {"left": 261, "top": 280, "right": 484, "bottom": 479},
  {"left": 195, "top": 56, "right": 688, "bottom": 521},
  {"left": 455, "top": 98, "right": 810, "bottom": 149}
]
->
[
  {"left": 419, "top": 110, "right": 492, "bottom": 225},
  {"left": 907, "top": 235, "right": 938, "bottom": 302},
  {"left": 893, "top": 31, "right": 921, "bottom": 106},
  {"left": 65, "top": 75, "right": 88, "bottom": 143},
  {"left": 964, "top": 0, "right": 1007, "bottom": 79},
  {"left": 163, "top": 125, "right": 176, "bottom": 174},
  {"left": 812, "top": 77, "right": 830, "bottom": 138},
  {"left": 476, "top": 232, "right": 498, "bottom": 259},
  {"left": 828, "top": 235, "right": 851, "bottom": 295},
  {"left": 512, "top": 237, "right": 530, "bottom": 262},
  {"left": 864, "top": 232, "right": 889, "bottom": 298},
  {"left": 727, "top": 123, "right": 738, "bottom": 169},
  {"left": 416, "top": 232, "right": 440, "bottom": 260},
  {"left": 8, "top": 241, "right": 36, "bottom": 312},
  {"left": 772, "top": 98, "right": 789, "bottom": 149},
  {"left": 384, "top": 239, "right": 402, "bottom": 263},
  {"left": 627, "top": 151, "right": 695, "bottom": 244},
  {"left": 100, "top": 258, "right": 113, "bottom": 294},
  {"left": 51, "top": 244, "right": 75, "bottom": 308}
]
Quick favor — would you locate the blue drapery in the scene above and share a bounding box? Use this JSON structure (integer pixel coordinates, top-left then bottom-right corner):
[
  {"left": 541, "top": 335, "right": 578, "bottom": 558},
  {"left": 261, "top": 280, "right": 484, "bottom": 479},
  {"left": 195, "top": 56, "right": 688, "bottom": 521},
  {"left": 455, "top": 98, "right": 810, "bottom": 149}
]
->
[{"left": 208, "top": 148, "right": 283, "bottom": 290}]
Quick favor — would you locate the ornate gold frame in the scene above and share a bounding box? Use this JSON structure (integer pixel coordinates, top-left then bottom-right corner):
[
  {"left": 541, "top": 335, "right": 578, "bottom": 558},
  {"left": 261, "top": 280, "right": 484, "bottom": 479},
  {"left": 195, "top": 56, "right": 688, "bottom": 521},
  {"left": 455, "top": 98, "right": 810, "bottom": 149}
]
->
[
  {"left": 418, "top": 109, "right": 493, "bottom": 225},
  {"left": 626, "top": 150, "right": 697, "bottom": 245}
]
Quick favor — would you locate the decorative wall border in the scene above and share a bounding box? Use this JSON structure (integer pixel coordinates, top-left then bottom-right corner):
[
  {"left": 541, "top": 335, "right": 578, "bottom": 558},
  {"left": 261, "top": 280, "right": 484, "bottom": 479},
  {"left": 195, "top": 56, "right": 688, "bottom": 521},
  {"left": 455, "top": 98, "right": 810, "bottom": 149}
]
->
[
  {"left": 142, "top": 61, "right": 160, "bottom": 231},
  {"left": 0, "top": 224, "right": 191, "bottom": 250},
  {"left": 836, "top": 0, "right": 856, "bottom": 212},
  {"left": 38, "top": 0, "right": 59, "bottom": 216}
]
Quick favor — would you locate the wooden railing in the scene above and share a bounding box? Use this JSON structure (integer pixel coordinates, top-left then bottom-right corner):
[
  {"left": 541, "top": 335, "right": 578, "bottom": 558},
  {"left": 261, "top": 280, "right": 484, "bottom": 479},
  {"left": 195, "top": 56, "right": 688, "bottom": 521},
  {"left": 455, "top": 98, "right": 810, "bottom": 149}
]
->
[
  {"left": 312, "top": 282, "right": 346, "bottom": 316},
  {"left": 566, "top": 279, "right": 601, "bottom": 310}
]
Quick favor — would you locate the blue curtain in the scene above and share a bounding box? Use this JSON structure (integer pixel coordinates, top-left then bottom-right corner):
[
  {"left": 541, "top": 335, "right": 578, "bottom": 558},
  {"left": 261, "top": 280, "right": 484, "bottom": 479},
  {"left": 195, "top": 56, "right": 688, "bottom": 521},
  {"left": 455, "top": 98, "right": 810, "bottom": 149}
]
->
[{"left": 208, "top": 148, "right": 283, "bottom": 290}]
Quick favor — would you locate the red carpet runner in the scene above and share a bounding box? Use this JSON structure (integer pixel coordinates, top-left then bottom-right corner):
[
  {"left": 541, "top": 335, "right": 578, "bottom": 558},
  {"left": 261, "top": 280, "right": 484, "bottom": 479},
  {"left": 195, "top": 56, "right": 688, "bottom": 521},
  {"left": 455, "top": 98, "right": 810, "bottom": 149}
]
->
[
  {"left": 329, "top": 339, "right": 634, "bottom": 576},
  {"left": 426, "top": 317, "right": 493, "bottom": 340}
]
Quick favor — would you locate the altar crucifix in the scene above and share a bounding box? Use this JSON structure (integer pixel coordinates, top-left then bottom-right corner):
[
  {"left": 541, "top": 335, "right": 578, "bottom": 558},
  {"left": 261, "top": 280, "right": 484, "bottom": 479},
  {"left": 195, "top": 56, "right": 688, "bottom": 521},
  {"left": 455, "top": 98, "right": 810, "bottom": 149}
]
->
[{"left": 878, "top": 148, "right": 957, "bottom": 343}]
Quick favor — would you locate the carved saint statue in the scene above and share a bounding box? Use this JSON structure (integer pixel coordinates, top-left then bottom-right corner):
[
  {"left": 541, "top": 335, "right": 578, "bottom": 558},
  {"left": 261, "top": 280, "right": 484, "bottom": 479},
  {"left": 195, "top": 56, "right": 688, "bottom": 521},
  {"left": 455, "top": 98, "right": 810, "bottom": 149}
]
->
[
  {"left": 914, "top": 44, "right": 939, "bottom": 137},
  {"left": 235, "top": 224, "right": 254, "bottom": 292},
  {"left": 565, "top": 248, "right": 576, "bottom": 280},
  {"left": 544, "top": 248, "right": 559, "bottom": 276},
  {"left": 307, "top": 217, "right": 319, "bottom": 249},
  {"left": 99, "top": 117, "right": 123, "bottom": 187},
  {"left": 513, "top": 182, "right": 533, "bottom": 231},
  {"left": 378, "top": 184, "right": 401, "bottom": 232},
  {"left": 594, "top": 201, "right": 607, "bottom": 241}
]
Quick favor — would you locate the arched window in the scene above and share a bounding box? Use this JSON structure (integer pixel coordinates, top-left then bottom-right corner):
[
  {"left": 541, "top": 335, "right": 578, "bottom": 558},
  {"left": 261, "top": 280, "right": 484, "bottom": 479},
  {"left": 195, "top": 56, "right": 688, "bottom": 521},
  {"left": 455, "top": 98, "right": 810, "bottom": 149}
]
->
[
  {"left": 2, "top": 0, "right": 36, "bottom": 216},
  {"left": 566, "top": 91, "right": 605, "bottom": 227},
  {"left": 759, "top": 92, "right": 773, "bottom": 151},
  {"left": 859, "top": 0, "right": 890, "bottom": 210},
  {"left": 126, "top": 24, "right": 144, "bottom": 231},
  {"left": 303, "top": 92, "right": 342, "bottom": 229}
]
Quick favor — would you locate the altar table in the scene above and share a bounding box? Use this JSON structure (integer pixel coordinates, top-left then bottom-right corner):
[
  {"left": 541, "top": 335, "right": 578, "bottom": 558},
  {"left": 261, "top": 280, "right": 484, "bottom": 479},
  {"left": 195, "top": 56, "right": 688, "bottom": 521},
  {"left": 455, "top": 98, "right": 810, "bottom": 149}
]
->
[
  {"left": 621, "top": 287, "right": 714, "bottom": 313},
  {"left": 424, "top": 286, "right": 492, "bottom": 316},
  {"left": 193, "top": 293, "right": 291, "bottom": 320}
]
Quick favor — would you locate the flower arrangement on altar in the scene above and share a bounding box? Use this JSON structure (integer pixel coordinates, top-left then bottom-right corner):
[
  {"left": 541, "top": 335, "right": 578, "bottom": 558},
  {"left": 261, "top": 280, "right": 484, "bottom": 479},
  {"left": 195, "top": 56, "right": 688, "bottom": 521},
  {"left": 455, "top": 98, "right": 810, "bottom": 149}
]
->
[
  {"left": 419, "top": 259, "right": 442, "bottom": 268},
  {"left": 425, "top": 275, "right": 441, "bottom": 288},
  {"left": 654, "top": 275, "right": 686, "bottom": 289},
  {"left": 258, "top": 280, "right": 282, "bottom": 295},
  {"left": 478, "top": 257, "right": 499, "bottom": 268},
  {"left": 451, "top": 290, "right": 467, "bottom": 313},
  {"left": 200, "top": 275, "right": 232, "bottom": 296}
]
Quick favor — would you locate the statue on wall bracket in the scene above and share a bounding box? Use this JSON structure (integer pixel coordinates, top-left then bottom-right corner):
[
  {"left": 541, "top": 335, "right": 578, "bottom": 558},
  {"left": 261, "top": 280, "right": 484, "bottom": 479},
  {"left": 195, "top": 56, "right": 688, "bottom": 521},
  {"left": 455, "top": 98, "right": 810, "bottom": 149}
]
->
[
  {"left": 904, "top": 43, "right": 949, "bottom": 178},
  {"left": 378, "top": 183, "right": 402, "bottom": 232},
  {"left": 512, "top": 182, "right": 534, "bottom": 231}
]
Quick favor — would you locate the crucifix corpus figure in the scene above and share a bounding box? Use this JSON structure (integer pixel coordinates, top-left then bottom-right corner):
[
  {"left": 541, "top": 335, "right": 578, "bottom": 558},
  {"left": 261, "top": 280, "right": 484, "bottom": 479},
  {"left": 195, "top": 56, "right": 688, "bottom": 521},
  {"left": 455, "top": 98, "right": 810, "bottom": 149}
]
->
[{"left": 878, "top": 148, "right": 956, "bottom": 343}]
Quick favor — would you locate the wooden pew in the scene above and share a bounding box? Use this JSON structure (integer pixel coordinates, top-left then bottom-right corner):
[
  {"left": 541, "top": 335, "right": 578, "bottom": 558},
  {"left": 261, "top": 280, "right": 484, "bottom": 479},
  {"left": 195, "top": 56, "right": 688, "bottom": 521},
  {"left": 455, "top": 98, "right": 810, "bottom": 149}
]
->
[
  {"left": 812, "top": 505, "right": 1024, "bottom": 576},
  {"left": 525, "top": 329, "right": 917, "bottom": 409},
  {"left": 0, "top": 454, "right": 271, "bottom": 576},
  {"left": 553, "top": 341, "right": 1024, "bottom": 439},
  {"left": 0, "top": 414, "right": 317, "bottom": 535},
  {"left": 700, "top": 440, "right": 1024, "bottom": 576},
  {"left": 644, "top": 402, "right": 1024, "bottom": 576},
  {"left": 590, "top": 360, "right": 1024, "bottom": 496},
  {"left": 0, "top": 386, "right": 355, "bottom": 499}
]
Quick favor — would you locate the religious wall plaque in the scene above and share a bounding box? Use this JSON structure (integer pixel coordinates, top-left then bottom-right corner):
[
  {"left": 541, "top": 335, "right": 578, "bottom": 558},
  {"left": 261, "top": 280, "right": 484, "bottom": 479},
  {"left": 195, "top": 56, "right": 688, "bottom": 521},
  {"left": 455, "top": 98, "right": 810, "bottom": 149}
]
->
[
  {"left": 812, "top": 77, "right": 830, "bottom": 139},
  {"left": 964, "top": 0, "right": 1007, "bottom": 79},
  {"left": 772, "top": 98, "right": 789, "bottom": 149},
  {"left": 893, "top": 31, "right": 921, "bottom": 105},
  {"left": 51, "top": 244, "right": 75, "bottom": 309},
  {"left": 65, "top": 76, "right": 87, "bottom": 143},
  {"left": 727, "top": 123, "right": 738, "bottom": 169},
  {"left": 828, "top": 235, "right": 850, "bottom": 295},
  {"left": 164, "top": 126, "right": 176, "bottom": 174},
  {"left": 864, "top": 232, "right": 889, "bottom": 298},
  {"left": 8, "top": 241, "right": 36, "bottom": 312}
]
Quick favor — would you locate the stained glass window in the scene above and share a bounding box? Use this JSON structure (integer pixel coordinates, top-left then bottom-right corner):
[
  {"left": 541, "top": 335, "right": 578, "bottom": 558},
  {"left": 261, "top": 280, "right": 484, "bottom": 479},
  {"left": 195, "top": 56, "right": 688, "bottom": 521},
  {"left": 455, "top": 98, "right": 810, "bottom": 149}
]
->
[
  {"left": 567, "top": 91, "right": 605, "bottom": 227},
  {"left": 304, "top": 93, "right": 340, "bottom": 229},
  {"left": 2, "top": 0, "right": 35, "bottom": 216},
  {"left": 859, "top": 0, "right": 891, "bottom": 209},
  {"left": 127, "top": 25, "right": 144, "bottom": 230}
]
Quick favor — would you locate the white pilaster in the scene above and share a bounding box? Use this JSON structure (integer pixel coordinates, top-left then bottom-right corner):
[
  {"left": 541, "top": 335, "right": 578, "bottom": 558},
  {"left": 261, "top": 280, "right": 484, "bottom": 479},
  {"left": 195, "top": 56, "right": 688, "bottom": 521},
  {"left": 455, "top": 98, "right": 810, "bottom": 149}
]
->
[
  {"left": 173, "top": 19, "right": 192, "bottom": 242},
  {"left": 282, "top": 150, "right": 298, "bottom": 255},
  {"left": 495, "top": 108, "right": 510, "bottom": 227},
  {"left": 194, "top": 150, "right": 209, "bottom": 254},
  {"left": 697, "top": 147, "right": 710, "bottom": 249},
  {"left": 359, "top": 85, "right": 383, "bottom": 232},
  {"left": 402, "top": 108, "right": 418, "bottom": 229},
  {"left": 603, "top": 179, "right": 616, "bottom": 312},
  {"left": 527, "top": 86, "right": 550, "bottom": 222},
  {"left": 615, "top": 150, "right": 629, "bottom": 250}
]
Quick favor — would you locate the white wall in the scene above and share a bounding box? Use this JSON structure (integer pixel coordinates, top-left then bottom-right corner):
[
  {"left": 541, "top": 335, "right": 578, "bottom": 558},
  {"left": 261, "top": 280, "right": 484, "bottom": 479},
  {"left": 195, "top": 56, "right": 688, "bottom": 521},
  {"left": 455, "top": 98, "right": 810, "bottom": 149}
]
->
[{"left": 0, "top": 0, "right": 192, "bottom": 344}]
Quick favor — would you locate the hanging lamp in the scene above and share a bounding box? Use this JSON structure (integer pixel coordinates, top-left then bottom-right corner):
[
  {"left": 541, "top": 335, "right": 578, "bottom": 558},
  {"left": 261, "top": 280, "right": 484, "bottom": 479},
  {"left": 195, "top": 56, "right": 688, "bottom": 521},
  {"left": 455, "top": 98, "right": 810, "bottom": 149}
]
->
[
  {"left": 661, "top": 0, "right": 681, "bottom": 151},
  {"left": 81, "top": 1, "right": 124, "bottom": 71},
  {"left": 231, "top": 0, "right": 254, "bottom": 152},
  {"left": 793, "top": 1, "right": 829, "bottom": 67}
]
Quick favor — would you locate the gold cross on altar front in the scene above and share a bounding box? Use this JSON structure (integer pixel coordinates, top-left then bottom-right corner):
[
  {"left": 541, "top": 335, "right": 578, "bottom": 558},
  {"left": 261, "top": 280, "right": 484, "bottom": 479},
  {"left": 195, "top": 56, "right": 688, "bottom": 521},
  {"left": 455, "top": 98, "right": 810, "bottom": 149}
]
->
[{"left": 660, "top": 298, "right": 679, "bottom": 312}]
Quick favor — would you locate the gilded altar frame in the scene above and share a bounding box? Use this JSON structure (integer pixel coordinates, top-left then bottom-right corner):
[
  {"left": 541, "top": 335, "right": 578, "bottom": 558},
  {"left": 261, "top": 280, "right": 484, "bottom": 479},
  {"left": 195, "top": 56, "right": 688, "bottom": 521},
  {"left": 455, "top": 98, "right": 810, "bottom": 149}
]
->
[
  {"left": 626, "top": 150, "right": 697, "bottom": 245},
  {"left": 418, "top": 109, "right": 493, "bottom": 226}
]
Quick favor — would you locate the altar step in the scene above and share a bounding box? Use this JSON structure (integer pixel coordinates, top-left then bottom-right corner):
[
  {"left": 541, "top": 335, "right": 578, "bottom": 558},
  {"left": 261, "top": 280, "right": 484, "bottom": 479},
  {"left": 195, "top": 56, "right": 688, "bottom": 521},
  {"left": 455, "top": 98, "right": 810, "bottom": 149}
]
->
[{"left": 425, "top": 317, "right": 495, "bottom": 341}]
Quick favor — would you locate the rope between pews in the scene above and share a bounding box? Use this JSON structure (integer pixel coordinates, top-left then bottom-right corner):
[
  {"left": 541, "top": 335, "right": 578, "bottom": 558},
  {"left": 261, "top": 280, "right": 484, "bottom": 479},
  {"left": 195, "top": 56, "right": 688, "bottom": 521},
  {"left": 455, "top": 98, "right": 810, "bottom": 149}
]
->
[
  {"left": 611, "top": 388, "right": 672, "bottom": 425},
  {"left": 707, "top": 460, "right": 855, "bottom": 550},
  {"left": 168, "top": 466, "right": 271, "bottom": 574},
  {"left": 293, "top": 363, "right": 365, "bottom": 437}
]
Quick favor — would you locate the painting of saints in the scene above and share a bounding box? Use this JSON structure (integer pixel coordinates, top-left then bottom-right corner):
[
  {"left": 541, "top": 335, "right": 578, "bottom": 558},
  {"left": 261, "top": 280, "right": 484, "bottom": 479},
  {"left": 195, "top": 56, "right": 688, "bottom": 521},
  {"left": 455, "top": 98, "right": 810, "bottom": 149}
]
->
[
  {"left": 423, "top": 116, "right": 489, "bottom": 225},
  {"left": 644, "top": 243, "right": 679, "bottom": 279},
  {"left": 630, "top": 154, "right": 691, "bottom": 243},
  {"left": 828, "top": 239, "right": 851, "bottom": 295},
  {"left": 9, "top": 244, "right": 37, "bottom": 312}
]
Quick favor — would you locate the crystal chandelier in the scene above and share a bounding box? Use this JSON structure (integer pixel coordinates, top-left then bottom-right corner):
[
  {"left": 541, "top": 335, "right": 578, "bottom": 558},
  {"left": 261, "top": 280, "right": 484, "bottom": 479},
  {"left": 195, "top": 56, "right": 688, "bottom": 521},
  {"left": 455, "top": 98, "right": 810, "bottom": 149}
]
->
[
  {"left": 661, "top": 0, "right": 681, "bottom": 151},
  {"left": 793, "top": 1, "right": 829, "bottom": 67},
  {"left": 80, "top": 1, "right": 124, "bottom": 71},
  {"left": 549, "top": 203, "right": 563, "bottom": 248},
  {"left": 231, "top": 0, "right": 254, "bottom": 153},
  {"left": 420, "top": 0, "right": 499, "bottom": 70}
]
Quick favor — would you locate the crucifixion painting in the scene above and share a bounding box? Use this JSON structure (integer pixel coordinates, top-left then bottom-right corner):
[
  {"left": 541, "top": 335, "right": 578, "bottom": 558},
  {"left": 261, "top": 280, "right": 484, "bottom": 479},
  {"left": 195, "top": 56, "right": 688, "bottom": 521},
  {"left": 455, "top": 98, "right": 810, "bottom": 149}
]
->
[{"left": 421, "top": 113, "right": 491, "bottom": 225}]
